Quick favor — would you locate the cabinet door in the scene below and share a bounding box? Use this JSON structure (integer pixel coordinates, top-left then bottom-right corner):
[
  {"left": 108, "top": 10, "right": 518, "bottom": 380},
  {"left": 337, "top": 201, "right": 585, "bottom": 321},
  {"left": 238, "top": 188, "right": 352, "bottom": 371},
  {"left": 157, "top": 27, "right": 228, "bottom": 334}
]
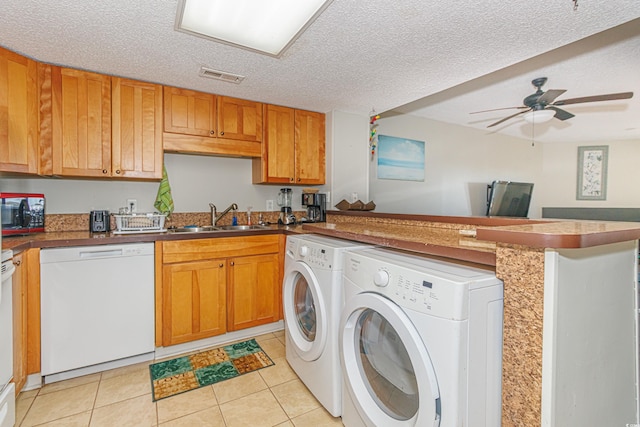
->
[
  {"left": 295, "top": 109, "right": 326, "bottom": 185},
  {"left": 163, "top": 86, "right": 216, "bottom": 137},
  {"left": 12, "top": 252, "right": 27, "bottom": 394},
  {"left": 51, "top": 67, "right": 111, "bottom": 177},
  {"left": 227, "top": 253, "right": 280, "bottom": 331},
  {"left": 163, "top": 259, "right": 226, "bottom": 346},
  {"left": 217, "top": 96, "right": 262, "bottom": 142},
  {"left": 0, "top": 47, "right": 38, "bottom": 174},
  {"left": 253, "top": 104, "right": 295, "bottom": 184},
  {"left": 112, "top": 78, "right": 163, "bottom": 179}
]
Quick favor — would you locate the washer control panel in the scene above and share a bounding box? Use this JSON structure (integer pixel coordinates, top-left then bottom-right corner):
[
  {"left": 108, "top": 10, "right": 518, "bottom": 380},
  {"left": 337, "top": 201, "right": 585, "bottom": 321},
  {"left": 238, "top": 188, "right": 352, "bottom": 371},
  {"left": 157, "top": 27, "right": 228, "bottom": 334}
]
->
[
  {"left": 344, "top": 249, "right": 502, "bottom": 320},
  {"left": 298, "top": 244, "right": 332, "bottom": 269}
]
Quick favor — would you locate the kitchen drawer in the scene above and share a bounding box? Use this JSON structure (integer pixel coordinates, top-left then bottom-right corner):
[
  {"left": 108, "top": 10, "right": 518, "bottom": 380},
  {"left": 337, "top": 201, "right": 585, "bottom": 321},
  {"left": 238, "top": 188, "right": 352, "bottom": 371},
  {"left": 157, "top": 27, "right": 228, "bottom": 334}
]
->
[{"left": 162, "top": 235, "right": 279, "bottom": 264}]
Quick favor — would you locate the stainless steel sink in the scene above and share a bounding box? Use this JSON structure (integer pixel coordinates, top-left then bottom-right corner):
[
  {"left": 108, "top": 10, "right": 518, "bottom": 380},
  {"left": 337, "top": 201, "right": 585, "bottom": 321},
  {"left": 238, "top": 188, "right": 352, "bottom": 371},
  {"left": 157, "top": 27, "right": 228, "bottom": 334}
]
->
[
  {"left": 169, "top": 225, "right": 270, "bottom": 233},
  {"left": 217, "top": 225, "right": 271, "bottom": 231},
  {"left": 170, "top": 226, "right": 220, "bottom": 233}
]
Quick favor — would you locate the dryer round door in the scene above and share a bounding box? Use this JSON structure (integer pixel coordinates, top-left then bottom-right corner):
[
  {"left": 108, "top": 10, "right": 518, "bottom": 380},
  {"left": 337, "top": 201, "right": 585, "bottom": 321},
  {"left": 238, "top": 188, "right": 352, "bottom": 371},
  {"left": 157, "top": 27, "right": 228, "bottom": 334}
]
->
[
  {"left": 341, "top": 292, "right": 441, "bottom": 427},
  {"left": 283, "top": 260, "right": 327, "bottom": 362}
]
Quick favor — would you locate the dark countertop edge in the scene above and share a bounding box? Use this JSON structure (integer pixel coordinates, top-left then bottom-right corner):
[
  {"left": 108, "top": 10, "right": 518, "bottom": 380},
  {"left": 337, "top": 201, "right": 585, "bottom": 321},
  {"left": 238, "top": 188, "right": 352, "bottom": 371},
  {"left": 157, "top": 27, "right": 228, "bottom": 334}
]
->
[
  {"left": 3, "top": 226, "right": 305, "bottom": 254},
  {"left": 302, "top": 225, "right": 497, "bottom": 266},
  {"left": 477, "top": 228, "right": 640, "bottom": 249}
]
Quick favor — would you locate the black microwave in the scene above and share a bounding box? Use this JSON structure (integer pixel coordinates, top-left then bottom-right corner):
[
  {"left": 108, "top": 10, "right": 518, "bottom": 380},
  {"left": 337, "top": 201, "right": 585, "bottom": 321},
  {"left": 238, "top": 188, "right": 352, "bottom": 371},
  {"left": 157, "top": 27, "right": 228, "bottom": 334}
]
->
[{"left": 1, "top": 192, "right": 45, "bottom": 236}]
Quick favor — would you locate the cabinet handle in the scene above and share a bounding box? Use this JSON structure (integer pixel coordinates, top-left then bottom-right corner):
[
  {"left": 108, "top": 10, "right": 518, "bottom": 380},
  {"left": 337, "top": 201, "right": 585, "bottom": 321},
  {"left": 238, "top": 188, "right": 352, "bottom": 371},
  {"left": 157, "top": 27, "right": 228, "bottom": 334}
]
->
[
  {"left": 220, "top": 131, "right": 225, "bottom": 136},
  {"left": 289, "top": 177, "right": 294, "bottom": 182},
  {"left": 230, "top": 261, "right": 235, "bottom": 266},
  {"left": 102, "top": 169, "right": 108, "bottom": 174},
  {"left": 210, "top": 130, "right": 215, "bottom": 136},
  {"left": 115, "top": 170, "right": 121, "bottom": 174},
  {"left": 219, "top": 263, "right": 224, "bottom": 268},
  {"left": 297, "top": 178, "right": 301, "bottom": 182},
  {"left": 13, "top": 260, "right": 21, "bottom": 266}
]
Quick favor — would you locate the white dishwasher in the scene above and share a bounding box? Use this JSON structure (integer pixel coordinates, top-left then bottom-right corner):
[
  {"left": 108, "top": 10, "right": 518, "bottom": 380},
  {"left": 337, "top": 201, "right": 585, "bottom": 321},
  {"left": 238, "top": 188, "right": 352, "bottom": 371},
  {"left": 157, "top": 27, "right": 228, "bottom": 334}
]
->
[{"left": 40, "top": 243, "right": 155, "bottom": 382}]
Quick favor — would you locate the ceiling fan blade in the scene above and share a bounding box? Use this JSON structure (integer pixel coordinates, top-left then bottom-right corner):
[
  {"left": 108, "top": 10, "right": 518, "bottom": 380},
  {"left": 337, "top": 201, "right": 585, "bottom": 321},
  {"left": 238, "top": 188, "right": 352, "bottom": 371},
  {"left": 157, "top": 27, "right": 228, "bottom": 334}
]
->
[
  {"left": 553, "top": 92, "right": 633, "bottom": 106},
  {"left": 470, "top": 106, "right": 528, "bottom": 114},
  {"left": 487, "top": 109, "right": 530, "bottom": 128},
  {"left": 537, "top": 89, "right": 567, "bottom": 105},
  {"left": 546, "top": 106, "right": 575, "bottom": 121}
]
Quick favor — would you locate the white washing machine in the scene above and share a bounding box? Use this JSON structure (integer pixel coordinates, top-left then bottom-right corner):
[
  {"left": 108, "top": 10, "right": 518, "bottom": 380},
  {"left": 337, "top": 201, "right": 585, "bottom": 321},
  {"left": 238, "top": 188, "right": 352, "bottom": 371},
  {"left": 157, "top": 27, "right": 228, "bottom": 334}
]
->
[
  {"left": 340, "top": 248, "right": 504, "bottom": 427},
  {"left": 283, "top": 234, "right": 372, "bottom": 417}
]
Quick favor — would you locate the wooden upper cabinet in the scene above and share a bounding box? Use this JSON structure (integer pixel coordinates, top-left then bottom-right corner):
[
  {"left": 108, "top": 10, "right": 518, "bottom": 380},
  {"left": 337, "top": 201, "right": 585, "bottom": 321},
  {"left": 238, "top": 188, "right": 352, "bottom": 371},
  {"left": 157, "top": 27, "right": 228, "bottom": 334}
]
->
[
  {"left": 112, "top": 78, "right": 163, "bottom": 179},
  {"left": 295, "top": 109, "right": 326, "bottom": 185},
  {"left": 253, "top": 106, "right": 325, "bottom": 185},
  {"left": 0, "top": 47, "right": 38, "bottom": 174},
  {"left": 163, "top": 86, "right": 216, "bottom": 137},
  {"left": 162, "top": 87, "right": 262, "bottom": 158},
  {"left": 51, "top": 66, "right": 112, "bottom": 177},
  {"left": 254, "top": 104, "right": 295, "bottom": 183},
  {"left": 217, "top": 96, "right": 262, "bottom": 142}
]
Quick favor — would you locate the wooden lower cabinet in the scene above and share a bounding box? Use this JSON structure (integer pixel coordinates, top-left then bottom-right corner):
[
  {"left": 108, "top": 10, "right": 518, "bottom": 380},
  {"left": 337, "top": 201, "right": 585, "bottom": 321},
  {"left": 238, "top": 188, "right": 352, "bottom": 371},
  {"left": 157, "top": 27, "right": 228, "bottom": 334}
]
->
[
  {"left": 12, "top": 252, "right": 27, "bottom": 394},
  {"left": 162, "top": 259, "right": 227, "bottom": 346},
  {"left": 227, "top": 253, "right": 280, "bottom": 331},
  {"left": 158, "top": 235, "right": 282, "bottom": 347}
]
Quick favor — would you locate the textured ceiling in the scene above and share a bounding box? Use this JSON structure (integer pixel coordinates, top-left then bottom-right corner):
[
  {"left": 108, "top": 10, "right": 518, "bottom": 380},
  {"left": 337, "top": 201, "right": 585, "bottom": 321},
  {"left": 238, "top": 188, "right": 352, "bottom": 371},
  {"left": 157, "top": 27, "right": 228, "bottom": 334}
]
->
[{"left": 1, "top": 1, "right": 639, "bottom": 143}]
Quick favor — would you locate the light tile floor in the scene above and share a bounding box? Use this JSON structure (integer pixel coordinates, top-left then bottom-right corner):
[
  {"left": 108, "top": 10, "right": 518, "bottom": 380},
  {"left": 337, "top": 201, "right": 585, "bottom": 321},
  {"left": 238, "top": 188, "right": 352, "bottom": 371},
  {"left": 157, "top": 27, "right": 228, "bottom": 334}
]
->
[{"left": 15, "top": 331, "right": 344, "bottom": 427}]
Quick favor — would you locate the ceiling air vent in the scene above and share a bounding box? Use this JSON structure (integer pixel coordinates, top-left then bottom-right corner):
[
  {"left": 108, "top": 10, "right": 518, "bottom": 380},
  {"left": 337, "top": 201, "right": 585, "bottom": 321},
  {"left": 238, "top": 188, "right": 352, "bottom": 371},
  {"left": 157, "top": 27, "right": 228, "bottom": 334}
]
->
[{"left": 199, "top": 66, "right": 245, "bottom": 84}]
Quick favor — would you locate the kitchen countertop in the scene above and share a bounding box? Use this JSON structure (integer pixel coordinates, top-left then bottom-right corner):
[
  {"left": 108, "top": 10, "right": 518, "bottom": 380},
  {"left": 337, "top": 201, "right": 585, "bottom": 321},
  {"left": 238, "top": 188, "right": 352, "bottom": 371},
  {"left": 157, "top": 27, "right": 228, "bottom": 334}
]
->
[
  {"left": 1, "top": 224, "right": 305, "bottom": 253},
  {"left": 302, "top": 216, "right": 640, "bottom": 266}
]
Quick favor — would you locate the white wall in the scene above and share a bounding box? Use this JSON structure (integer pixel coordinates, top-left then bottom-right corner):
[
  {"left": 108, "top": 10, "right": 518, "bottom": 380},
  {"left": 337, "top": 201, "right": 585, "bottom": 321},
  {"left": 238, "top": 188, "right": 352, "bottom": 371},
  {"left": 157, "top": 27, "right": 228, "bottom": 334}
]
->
[
  {"left": 328, "top": 110, "right": 370, "bottom": 205},
  {"left": 539, "top": 138, "right": 640, "bottom": 208},
  {"left": 370, "top": 114, "right": 544, "bottom": 217},
  {"left": 0, "top": 154, "right": 310, "bottom": 214}
]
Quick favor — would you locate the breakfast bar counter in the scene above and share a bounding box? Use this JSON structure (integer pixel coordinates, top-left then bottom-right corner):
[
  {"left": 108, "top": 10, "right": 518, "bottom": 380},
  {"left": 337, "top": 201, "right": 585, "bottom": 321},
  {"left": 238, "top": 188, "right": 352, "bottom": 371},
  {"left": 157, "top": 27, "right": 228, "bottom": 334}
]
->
[{"left": 305, "top": 211, "right": 640, "bottom": 427}]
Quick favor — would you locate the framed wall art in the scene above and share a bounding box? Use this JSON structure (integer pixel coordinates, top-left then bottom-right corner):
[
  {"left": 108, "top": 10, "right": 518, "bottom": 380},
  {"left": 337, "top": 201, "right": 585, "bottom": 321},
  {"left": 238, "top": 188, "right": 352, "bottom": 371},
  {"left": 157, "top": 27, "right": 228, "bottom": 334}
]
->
[
  {"left": 576, "top": 145, "right": 608, "bottom": 200},
  {"left": 377, "top": 135, "right": 425, "bottom": 181}
]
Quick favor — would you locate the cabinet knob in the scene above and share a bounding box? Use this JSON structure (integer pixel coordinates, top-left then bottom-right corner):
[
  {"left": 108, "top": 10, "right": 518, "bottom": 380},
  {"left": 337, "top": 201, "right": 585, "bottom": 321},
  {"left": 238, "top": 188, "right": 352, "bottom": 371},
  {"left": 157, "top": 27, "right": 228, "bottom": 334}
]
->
[
  {"left": 102, "top": 169, "right": 108, "bottom": 174},
  {"left": 220, "top": 131, "right": 224, "bottom": 136},
  {"left": 210, "top": 130, "right": 215, "bottom": 136},
  {"left": 289, "top": 177, "right": 294, "bottom": 182},
  {"left": 13, "top": 260, "right": 21, "bottom": 266},
  {"left": 219, "top": 263, "right": 224, "bottom": 268},
  {"left": 297, "top": 178, "right": 301, "bottom": 182},
  {"left": 230, "top": 261, "right": 235, "bottom": 266},
  {"left": 115, "top": 170, "right": 121, "bottom": 174}
]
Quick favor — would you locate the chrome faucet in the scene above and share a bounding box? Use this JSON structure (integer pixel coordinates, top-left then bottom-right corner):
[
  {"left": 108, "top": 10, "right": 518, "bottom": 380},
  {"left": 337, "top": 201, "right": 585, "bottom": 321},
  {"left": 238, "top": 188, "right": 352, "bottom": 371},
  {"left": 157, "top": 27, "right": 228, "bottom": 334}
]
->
[{"left": 209, "top": 203, "right": 238, "bottom": 226}]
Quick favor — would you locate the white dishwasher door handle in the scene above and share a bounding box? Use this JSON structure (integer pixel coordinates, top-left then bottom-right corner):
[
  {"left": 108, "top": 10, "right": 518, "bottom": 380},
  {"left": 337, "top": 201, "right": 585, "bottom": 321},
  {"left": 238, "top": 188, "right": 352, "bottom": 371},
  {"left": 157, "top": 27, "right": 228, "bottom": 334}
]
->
[{"left": 79, "top": 249, "right": 123, "bottom": 259}]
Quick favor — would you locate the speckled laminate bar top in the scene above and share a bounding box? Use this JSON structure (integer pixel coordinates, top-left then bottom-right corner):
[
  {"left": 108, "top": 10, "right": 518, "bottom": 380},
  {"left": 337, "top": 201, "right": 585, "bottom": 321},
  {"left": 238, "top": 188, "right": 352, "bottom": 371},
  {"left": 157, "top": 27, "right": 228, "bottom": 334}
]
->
[
  {"left": 302, "top": 222, "right": 498, "bottom": 266},
  {"left": 476, "top": 220, "right": 640, "bottom": 248}
]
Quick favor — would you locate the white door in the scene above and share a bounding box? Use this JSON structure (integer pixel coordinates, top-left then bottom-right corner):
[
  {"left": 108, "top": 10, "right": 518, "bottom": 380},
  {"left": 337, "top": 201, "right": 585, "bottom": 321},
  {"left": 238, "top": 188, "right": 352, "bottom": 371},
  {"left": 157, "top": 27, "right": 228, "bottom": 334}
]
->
[
  {"left": 341, "top": 292, "right": 440, "bottom": 427},
  {"left": 283, "top": 260, "right": 327, "bottom": 361}
]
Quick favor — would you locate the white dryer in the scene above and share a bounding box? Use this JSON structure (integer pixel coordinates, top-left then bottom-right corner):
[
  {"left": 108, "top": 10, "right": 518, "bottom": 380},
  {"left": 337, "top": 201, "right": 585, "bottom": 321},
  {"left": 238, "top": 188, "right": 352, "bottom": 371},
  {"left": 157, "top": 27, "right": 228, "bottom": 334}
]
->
[
  {"left": 340, "top": 248, "right": 504, "bottom": 427},
  {"left": 283, "top": 234, "right": 372, "bottom": 417}
]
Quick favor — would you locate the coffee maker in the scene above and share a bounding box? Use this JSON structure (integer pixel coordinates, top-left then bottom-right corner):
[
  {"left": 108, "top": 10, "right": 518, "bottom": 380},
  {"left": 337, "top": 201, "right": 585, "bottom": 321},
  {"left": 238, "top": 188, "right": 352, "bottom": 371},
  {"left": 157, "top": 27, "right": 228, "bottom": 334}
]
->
[
  {"left": 302, "top": 193, "right": 326, "bottom": 222},
  {"left": 277, "top": 188, "right": 296, "bottom": 225}
]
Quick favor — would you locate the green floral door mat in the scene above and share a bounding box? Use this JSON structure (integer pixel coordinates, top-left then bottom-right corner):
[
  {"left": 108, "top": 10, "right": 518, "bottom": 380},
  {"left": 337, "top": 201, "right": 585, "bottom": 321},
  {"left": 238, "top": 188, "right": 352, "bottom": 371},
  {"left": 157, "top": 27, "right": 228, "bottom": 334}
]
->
[{"left": 149, "top": 338, "right": 274, "bottom": 401}]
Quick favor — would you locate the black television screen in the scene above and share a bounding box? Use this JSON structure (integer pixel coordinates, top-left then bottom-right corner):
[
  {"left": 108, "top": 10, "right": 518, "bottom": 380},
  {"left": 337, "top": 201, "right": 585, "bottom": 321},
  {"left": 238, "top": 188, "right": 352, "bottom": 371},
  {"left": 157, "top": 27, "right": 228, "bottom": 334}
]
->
[{"left": 486, "top": 181, "right": 534, "bottom": 217}]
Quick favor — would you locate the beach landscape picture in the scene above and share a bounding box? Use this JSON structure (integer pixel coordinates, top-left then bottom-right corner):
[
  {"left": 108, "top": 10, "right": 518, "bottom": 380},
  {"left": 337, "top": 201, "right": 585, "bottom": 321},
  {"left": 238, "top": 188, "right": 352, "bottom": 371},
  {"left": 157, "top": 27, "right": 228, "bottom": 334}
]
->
[{"left": 377, "top": 135, "right": 425, "bottom": 181}]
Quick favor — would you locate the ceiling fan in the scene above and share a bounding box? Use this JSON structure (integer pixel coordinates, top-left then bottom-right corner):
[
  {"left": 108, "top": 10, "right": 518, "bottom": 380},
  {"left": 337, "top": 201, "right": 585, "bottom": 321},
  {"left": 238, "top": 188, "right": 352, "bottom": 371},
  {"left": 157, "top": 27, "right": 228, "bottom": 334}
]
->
[{"left": 471, "top": 77, "right": 633, "bottom": 128}]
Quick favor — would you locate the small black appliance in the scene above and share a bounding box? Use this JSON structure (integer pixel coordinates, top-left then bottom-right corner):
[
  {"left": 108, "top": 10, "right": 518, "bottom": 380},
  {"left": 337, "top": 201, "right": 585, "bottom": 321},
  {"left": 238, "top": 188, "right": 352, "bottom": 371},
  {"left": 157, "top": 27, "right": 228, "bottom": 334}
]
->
[
  {"left": 90, "top": 210, "right": 110, "bottom": 232},
  {"left": 302, "top": 193, "right": 326, "bottom": 222}
]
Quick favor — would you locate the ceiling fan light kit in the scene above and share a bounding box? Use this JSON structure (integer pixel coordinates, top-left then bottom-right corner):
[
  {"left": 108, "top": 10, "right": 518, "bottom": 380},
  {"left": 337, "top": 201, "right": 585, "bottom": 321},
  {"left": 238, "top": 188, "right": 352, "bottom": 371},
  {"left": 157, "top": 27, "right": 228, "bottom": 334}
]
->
[
  {"left": 523, "top": 109, "right": 555, "bottom": 124},
  {"left": 472, "top": 77, "right": 633, "bottom": 128}
]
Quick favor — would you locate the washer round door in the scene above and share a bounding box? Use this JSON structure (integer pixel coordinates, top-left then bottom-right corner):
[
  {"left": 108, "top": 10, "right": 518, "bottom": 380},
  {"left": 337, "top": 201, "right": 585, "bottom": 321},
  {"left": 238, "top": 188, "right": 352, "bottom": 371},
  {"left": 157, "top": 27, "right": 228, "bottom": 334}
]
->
[
  {"left": 283, "top": 260, "right": 327, "bottom": 361},
  {"left": 341, "top": 292, "right": 441, "bottom": 427}
]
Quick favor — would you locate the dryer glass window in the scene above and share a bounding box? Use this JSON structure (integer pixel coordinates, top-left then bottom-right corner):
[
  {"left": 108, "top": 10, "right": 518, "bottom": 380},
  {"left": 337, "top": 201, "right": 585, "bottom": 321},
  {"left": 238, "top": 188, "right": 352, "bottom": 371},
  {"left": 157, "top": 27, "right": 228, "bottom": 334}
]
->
[
  {"left": 356, "top": 309, "right": 418, "bottom": 420},
  {"left": 293, "top": 273, "right": 316, "bottom": 341}
]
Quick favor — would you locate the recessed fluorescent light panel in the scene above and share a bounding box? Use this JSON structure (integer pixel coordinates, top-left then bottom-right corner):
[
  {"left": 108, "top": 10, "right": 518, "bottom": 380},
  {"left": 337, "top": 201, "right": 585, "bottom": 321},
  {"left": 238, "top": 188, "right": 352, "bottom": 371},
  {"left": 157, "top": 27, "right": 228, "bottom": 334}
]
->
[{"left": 176, "top": 0, "right": 333, "bottom": 57}]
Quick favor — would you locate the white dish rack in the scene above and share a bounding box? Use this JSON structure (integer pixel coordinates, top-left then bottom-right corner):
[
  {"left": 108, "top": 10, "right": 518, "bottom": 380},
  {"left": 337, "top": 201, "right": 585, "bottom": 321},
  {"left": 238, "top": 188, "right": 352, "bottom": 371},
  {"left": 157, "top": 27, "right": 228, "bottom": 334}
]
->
[{"left": 112, "top": 213, "right": 167, "bottom": 234}]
